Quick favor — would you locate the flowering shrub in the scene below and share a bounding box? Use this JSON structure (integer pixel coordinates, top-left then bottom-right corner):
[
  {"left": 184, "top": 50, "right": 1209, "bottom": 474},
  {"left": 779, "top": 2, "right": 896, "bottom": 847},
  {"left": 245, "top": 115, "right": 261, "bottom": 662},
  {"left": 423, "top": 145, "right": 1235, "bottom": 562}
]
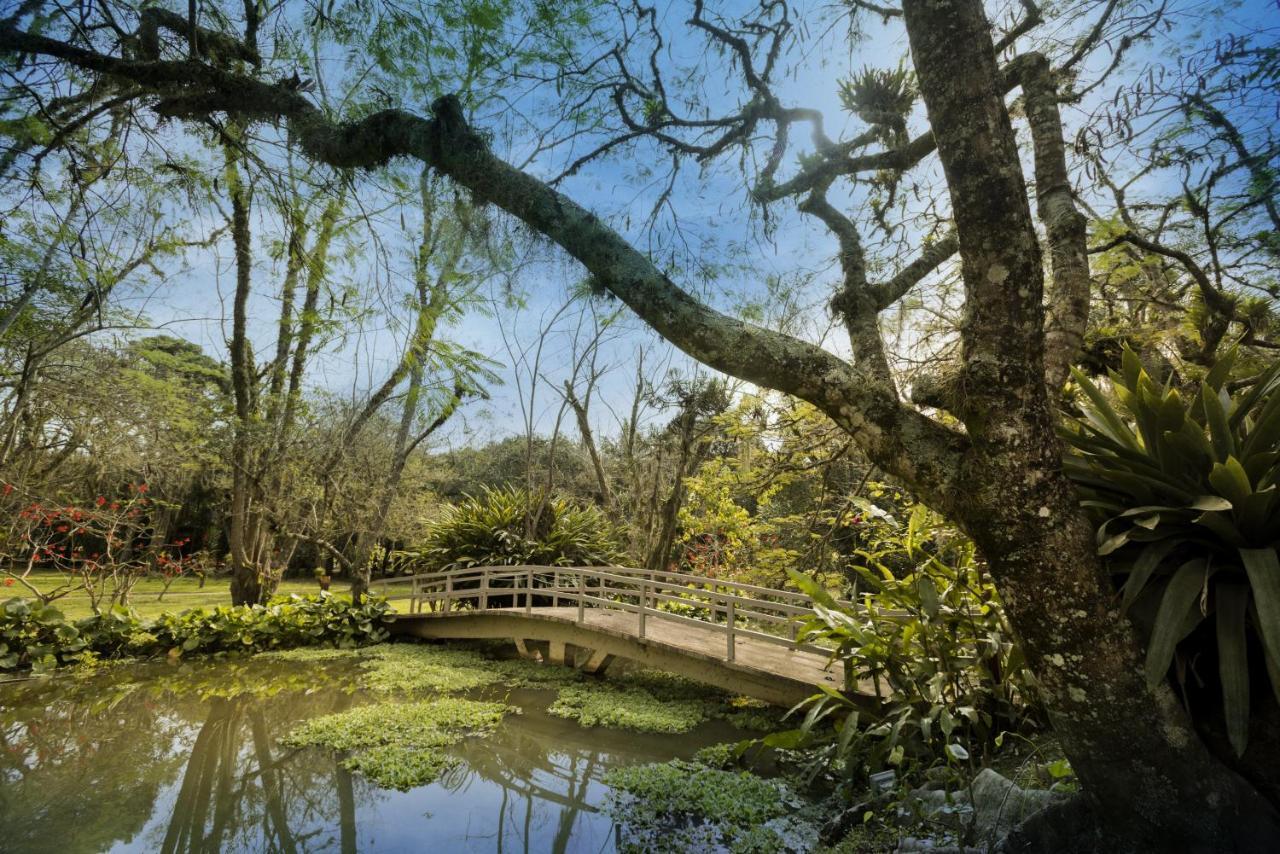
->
[
  {"left": 1, "top": 482, "right": 181, "bottom": 612},
  {"left": 0, "top": 593, "right": 393, "bottom": 673}
]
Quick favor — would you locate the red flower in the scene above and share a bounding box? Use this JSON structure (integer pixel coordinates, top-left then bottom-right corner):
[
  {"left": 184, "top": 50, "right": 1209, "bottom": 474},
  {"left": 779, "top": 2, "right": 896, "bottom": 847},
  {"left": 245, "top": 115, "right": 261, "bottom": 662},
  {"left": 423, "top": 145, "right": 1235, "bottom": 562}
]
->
[
  {"left": 1, "top": 483, "right": 12, "bottom": 496},
  {"left": 95, "top": 496, "right": 106, "bottom": 507},
  {"left": 3, "top": 578, "right": 14, "bottom": 587},
  {"left": 137, "top": 483, "right": 149, "bottom": 494}
]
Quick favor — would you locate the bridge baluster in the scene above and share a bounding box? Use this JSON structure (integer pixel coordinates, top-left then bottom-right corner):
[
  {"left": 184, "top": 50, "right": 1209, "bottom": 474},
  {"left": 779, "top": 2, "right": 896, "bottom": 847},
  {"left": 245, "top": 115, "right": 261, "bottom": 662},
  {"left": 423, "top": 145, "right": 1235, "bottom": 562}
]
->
[
  {"left": 727, "top": 597, "right": 736, "bottom": 661},
  {"left": 638, "top": 576, "right": 647, "bottom": 639}
]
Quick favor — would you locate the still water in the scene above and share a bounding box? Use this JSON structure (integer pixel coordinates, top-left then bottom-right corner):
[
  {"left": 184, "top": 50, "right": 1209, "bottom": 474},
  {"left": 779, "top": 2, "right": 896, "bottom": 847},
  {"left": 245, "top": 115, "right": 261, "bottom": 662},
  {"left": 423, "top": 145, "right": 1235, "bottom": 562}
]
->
[{"left": 0, "top": 653, "right": 749, "bottom": 853}]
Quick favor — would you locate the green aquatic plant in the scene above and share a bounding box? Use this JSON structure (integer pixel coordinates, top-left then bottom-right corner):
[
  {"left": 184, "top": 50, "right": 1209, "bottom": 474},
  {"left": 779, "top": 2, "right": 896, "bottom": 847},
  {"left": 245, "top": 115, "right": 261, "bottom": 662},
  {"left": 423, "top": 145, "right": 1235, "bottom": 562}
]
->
[
  {"left": 549, "top": 682, "right": 708, "bottom": 733},
  {"left": 254, "top": 646, "right": 367, "bottom": 662},
  {"left": 283, "top": 698, "right": 513, "bottom": 790},
  {"left": 357, "top": 644, "right": 500, "bottom": 694},
  {"left": 603, "top": 759, "right": 795, "bottom": 853}
]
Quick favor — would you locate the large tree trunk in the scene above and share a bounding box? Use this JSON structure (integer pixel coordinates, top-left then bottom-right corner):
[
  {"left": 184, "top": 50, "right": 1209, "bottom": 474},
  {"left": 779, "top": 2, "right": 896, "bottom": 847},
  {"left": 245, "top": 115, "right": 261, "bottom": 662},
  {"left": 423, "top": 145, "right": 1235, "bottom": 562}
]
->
[
  {"left": 901, "top": 0, "right": 1280, "bottom": 848},
  {"left": 224, "top": 142, "right": 263, "bottom": 607}
]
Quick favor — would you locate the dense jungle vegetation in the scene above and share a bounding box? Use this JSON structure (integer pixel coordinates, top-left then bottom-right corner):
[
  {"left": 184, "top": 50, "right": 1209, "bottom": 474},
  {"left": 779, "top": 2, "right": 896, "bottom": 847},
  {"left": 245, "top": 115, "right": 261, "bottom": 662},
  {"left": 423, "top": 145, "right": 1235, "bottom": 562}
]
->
[{"left": 1, "top": 0, "right": 1278, "bottom": 851}]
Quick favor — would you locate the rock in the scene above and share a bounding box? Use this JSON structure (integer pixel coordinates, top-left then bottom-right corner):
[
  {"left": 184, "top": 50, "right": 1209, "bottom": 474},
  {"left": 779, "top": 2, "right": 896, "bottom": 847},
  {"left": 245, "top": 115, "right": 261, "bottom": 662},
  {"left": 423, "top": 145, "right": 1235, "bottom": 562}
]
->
[
  {"left": 995, "top": 793, "right": 1101, "bottom": 854},
  {"left": 904, "top": 769, "right": 1069, "bottom": 849}
]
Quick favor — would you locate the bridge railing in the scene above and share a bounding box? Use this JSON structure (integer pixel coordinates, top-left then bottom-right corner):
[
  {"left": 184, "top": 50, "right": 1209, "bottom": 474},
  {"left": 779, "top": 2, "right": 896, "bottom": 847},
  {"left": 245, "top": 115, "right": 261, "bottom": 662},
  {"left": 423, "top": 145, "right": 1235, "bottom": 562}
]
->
[{"left": 370, "top": 564, "right": 848, "bottom": 660}]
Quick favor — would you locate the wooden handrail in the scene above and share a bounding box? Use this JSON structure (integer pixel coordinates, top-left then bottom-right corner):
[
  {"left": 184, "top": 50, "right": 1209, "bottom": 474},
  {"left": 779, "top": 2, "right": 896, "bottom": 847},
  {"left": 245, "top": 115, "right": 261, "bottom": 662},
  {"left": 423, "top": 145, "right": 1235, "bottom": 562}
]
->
[{"left": 370, "top": 563, "right": 858, "bottom": 659}]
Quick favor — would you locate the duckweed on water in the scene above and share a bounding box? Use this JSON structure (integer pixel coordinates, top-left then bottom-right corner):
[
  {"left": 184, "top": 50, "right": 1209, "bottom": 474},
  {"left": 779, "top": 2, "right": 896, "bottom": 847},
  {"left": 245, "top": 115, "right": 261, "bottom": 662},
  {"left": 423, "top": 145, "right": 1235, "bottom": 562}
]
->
[
  {"left": 548, "top": 668, "right": 783, "bottom": 734},
  {"left": 260, "top": 642, "right": 586, "bottom": 695},
  {"left": 255, "top": 646, "right": 366, "bottom": 662},
  {"left": 357, "top": 645, "right": 500, "bottom": 694},
  {"left": 549, "top": 682, "right": 708, "bottom": 733},
  {"left": 603, "top": 759, "right": 797, "bottom": 853},
  {"left": 282, "top": 698, "right": 514, "bottom": 790}
]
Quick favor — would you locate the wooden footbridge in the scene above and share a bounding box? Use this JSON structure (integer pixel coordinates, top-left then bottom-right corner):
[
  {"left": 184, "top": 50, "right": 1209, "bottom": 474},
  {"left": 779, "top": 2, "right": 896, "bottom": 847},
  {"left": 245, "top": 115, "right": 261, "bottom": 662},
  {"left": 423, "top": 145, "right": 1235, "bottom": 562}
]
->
[{"left": 371, "top": 565, "right": 870, "bottom": 708}]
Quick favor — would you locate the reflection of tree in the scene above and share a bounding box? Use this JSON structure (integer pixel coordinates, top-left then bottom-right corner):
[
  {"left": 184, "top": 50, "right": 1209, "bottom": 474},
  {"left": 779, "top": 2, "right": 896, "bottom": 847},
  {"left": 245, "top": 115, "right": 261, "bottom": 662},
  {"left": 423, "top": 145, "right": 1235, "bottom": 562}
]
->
[
  {"left": 151, "top": 668, "right": 373, "bottom": 854},
  {"left": 0, "top": 659, "right": 377, "bottom": 854},
  {"left": 447, "top": 706, "right": 652, "bottom": 854},
  {"left": 0, "top": 679, "right": 182, "bottom": 853}
]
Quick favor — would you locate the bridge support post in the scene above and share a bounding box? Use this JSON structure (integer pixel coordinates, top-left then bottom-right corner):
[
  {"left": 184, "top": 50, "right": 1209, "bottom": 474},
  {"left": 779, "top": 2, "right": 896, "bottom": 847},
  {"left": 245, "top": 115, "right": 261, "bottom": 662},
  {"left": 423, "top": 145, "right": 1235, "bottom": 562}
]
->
[
  {"left": 445, "top": 574, "right": 453, "bottom": 614},
  {"left": 727, "top": 598, "right": 736, "bottom": 661},
  {"left": 480, "top": 573, "right": 488, "bottom": 610},
  {"left": 514, "top": 638, "right": 540, "bottom": 661},
  {"left": 578, "top": 647, "right": 614, "bottom": 675},
  {"left": 547, "top": 639, "right": 566, "bottom": 666}
]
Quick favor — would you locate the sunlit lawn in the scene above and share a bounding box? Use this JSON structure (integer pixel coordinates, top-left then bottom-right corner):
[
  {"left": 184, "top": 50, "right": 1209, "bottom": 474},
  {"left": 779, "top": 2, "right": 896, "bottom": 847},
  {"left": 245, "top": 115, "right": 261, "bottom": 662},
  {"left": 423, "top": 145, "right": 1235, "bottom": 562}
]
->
[{"left": 6, "top": 571, "right": 412, "bottom": 620}]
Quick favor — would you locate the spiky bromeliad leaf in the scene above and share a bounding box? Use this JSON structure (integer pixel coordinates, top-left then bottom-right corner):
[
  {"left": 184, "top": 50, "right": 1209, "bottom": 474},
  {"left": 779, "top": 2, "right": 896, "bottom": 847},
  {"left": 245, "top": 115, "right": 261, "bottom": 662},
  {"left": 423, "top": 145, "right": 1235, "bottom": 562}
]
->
[
  {"left": 1144, "top": 560, "right": 1209, "bottom": 689},
  {"left": 1066, "top": 347, "right": 1280, "bottom": 755},
  {"left": 1240, "top": 548, "right": 1280, "bottom": 672},
  {"left": 1216, "top": 583, "right": 1251, "bottom": 756}
]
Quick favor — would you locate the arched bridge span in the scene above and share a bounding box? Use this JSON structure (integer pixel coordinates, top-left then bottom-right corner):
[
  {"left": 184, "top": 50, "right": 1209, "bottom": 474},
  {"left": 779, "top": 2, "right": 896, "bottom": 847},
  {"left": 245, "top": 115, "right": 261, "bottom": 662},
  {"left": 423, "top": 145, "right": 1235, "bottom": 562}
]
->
[{"left": 372, "top": 566, "right": 871, "bottom": 708}]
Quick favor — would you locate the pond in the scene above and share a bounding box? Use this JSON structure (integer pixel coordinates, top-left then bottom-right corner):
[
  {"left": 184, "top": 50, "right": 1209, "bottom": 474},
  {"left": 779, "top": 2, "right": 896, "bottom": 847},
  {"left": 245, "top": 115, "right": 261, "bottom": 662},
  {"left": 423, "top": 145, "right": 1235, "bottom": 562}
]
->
[{"left": 0, "top": 643, "right": 800, "bottom": 853}]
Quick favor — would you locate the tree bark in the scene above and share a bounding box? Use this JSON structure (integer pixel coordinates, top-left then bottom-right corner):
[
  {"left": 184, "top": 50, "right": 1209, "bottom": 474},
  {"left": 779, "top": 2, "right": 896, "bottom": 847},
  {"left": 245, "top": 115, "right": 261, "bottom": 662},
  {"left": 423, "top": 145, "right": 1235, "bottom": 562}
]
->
[{"left": 901, "top": 0, "right": 1280, "bottom": 848}]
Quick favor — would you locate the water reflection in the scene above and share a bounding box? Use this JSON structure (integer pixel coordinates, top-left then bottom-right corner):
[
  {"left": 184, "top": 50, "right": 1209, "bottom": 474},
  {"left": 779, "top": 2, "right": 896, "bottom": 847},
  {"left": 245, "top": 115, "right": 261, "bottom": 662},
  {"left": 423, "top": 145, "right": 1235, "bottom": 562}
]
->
[{"left": 0, "top": 658, "right": 737, "bottom": 853}]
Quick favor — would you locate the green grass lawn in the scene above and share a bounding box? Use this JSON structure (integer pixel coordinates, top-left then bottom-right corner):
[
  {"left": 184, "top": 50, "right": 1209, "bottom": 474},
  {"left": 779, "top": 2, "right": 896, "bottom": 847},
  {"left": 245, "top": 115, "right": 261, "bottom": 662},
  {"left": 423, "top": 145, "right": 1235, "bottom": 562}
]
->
[{"left": 5, "top": 571, "right": 411, "bottom": 620}]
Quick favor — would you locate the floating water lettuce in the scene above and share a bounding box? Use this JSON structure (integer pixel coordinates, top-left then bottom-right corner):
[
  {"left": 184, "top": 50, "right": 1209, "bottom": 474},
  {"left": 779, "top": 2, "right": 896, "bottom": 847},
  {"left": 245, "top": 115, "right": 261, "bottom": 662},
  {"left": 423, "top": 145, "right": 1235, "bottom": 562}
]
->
[
  {"left": 603, "top": 759, "right": 797, "bottom": 852},
  {"left": 282, "top": 698, "right": 514, "bottom": 790}
]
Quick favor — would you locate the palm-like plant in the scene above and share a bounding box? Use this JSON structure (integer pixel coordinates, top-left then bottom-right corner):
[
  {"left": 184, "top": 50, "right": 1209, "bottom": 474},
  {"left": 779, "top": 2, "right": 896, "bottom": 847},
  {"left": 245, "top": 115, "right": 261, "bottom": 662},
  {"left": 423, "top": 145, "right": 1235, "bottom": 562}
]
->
[
  {"left": 1062, "top": 348, "right": 1280, "bottom": 755},
  {"left": 414, "top": 485, "right": 624, "bottom": 570}
]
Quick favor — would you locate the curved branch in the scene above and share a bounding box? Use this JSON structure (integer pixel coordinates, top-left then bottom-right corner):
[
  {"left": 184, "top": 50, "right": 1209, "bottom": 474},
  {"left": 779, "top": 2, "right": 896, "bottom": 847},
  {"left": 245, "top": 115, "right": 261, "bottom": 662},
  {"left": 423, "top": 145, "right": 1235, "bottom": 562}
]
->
[{"left": 0, "top": 17, "right": 971, "bottom": 510}]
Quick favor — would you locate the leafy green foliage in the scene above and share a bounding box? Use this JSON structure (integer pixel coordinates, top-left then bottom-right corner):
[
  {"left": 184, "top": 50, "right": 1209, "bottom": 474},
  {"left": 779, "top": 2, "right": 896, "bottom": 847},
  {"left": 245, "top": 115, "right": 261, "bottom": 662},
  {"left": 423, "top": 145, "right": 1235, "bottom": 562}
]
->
[
  {"left": 282, "top": 698, "right": 512, "bottom": 790},
  {"left": 149, "top": 593, "right": 393, "bottom": 655},
  {"left": 774, "top": 503, "right": 1041, "bottom": 788},
  {"left": 0, "top": 593, "right": 393, "bottom": 672},
  {"left": 413, "top": 485, "right": 624, "bottom": 569},
  {"left": 1062, "top": 348, "right": 1280, "bottom": 754},
  {"left": 0, "top": 599, "right": 86, "bottom": 672}
]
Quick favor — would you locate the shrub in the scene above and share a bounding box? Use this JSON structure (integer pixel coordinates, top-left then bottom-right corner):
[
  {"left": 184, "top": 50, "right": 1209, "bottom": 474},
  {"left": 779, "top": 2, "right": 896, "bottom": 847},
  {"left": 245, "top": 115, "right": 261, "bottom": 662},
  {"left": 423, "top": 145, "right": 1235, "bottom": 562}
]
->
[
  {"left": 0, "top": 592, "right": 393, "bottom": 672},
  {"left": 1062, "top": 348, "right": 1280, "bottom": 755},
  {"left": 777, "top": 503, "right": 1041, "bottom": 789},
  {"left": 0, "top": 599, "right": 88, "bottom": 672},
  {"left": 413, "top": 485, "right": 624, "bottom": 570}
]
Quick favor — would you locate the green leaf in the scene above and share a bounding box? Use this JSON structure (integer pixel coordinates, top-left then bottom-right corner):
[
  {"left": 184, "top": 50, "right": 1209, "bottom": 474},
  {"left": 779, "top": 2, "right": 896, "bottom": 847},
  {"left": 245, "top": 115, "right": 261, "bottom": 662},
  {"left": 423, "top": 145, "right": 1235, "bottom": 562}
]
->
[
  {"left": 1190, "top": 495, "right": 1233, "bottom": 512},
  {"left": 1072, "top": 369, "right": 1139, "bottom": 449},
  {"left": 1216, "top": 583, "right": 1251, "bottom": 757},
  {"left": 1121, "top": 539, "right": 1181, "bottom": 610},
  {"left": 1240, "top": 549, "right": 1280, "bottom": 672},
  {"left": 1202, "top": 382, "right": 1236, "bottom": 461},
  {"left": 1144, "top": 560, "right": 1208, "bottom": 688},
  {"left": 1229, "top": 358, "right": 1280, "bottom": 430},
  {"left": 917, "top": 576, "right": 940, "bottom": 619},
  {"left": 1208, "top": 457, "right": 1253, "bottom": 507}
]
